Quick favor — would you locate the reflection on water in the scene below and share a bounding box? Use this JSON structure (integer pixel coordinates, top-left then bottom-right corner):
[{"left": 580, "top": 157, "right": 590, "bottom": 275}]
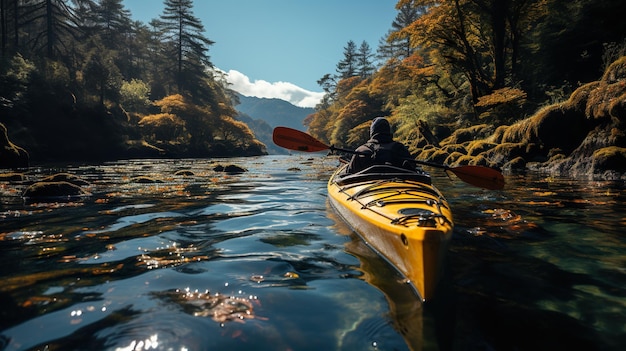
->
[
  {"left": 0, "top": 156, "right": 624, "bottom": 350},
  {"left": 332, "top": 205, "right": 433, "bottom": 351}
]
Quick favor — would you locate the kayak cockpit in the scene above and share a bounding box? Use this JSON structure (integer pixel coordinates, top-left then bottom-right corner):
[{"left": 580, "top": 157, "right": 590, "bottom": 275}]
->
[{"left": 333, "top": 164, "right": 432, "bottom": 186}]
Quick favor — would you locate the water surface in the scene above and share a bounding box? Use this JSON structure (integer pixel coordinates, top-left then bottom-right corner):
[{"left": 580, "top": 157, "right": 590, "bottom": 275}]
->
[{"left": 0, "top": 156, "right": 624, "bottom": 350}]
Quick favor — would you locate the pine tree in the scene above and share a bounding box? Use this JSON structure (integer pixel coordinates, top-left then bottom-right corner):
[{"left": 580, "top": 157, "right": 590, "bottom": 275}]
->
[
  {"left": 20, "top": 0, "right": 81, "bottom": 60},
  {"left": 159, "top": 0, "right": 214, "bottom": 100},
  {"left": 316, "top": 73, "right": 336, "bottom": 107},
  {"left": 93, "top": 0, "right": 132, "bottom": 50},
  {"left": 377, "top": 1, "right": 421, "bottom": 62},
  {"left": 1, "top": 0, "right": 20, "bottom": 58},
  {"left": 88, "top": 0, "right": 137, "bottom": 82},
  {"left": 336, "top": 40, "right": 358, "bottom": 79},
  {"left": 357, "top": 40, "right": 375, "bottom": 78}
]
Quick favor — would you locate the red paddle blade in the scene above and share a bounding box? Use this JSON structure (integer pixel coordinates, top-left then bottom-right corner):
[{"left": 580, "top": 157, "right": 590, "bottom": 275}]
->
[
  {"left": 448, "top": 165, "right": 505, "bottom": 190},
  {"left": 272, "top": 127, "right": 330, "bottom": 152}
]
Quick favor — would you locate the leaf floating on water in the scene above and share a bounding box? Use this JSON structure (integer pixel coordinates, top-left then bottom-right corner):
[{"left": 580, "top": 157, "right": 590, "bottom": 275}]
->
[
  {"left": 91, "top": 263, "right": 124, "bottom": 275},
  {"left": 137, "top": 253, "right": 210, "bottom": 270},
  {"left": 569, "top": 198, "right": 610, "bottom": 206},
  {"left": 154, "top": 289, "right": 260, "bottom": 324},
  {"left": 474, "top": 208, "right": 544, "bottom": 239},
  {"left": 467, "top": 227, "right": 488, "bottom": 236},
  {"left": 533, "top": 191, "right": 557, "bottom": 196},
  {"left": 250, "top": 275, "right": 265, "bottom": 283},
  {"left": 485, "top": 208, "right": 522, "bottom": 223}
]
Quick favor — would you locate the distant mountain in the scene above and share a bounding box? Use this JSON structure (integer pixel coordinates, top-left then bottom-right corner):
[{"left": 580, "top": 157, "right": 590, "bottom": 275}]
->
[
  {"left": 233, "top": 93, "right": 315, "bottom": 154},
  {"left": 235, "top": 111, "right": 282, "bottom": 154},
  {"left": 234, "top": 93, "right": 313, "bottom": 130}
]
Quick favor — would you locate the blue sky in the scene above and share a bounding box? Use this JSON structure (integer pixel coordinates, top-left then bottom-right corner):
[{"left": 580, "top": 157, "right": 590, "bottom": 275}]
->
[{"left": 123, "top": 0, "right": 399, "bottom": 107}]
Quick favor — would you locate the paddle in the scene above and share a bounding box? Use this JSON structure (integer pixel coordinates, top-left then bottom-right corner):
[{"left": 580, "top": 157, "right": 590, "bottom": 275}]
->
[{"left": 272, "top": 126, "right": 505, "bottom": 190}]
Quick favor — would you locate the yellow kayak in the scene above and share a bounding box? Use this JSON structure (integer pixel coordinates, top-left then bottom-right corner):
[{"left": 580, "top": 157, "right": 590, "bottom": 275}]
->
[{"left": 327, "top": 164, "right": 453, "bottom": 301}]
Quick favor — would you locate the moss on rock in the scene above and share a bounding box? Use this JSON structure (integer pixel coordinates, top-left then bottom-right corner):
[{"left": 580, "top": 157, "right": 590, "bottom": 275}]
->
[
  {"left": 442, "top": 143, "right": 467, "bottom": 155},
  {"left": 592, "top": 147, "right": 626, "bottom": 173},
  {"left": 467, "top": 140, "right": 497, "bottom": 156},
  {"left": 504, "top": 157, "right": 526, "bottom": 171},
  {"left": 429, "top": 149, "right": 450, "bottom": 164},
  {"left": 444, "top": 151, "right": 465, "bottom": 165},
  {"left": 441, "top": 124, "right": 492, "bottom": 145}
]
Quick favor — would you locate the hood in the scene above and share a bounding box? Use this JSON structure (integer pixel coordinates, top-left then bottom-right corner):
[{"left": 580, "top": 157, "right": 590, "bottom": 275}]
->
[{"left": 370, "top": 117, "right": 392, "bottom": 139}]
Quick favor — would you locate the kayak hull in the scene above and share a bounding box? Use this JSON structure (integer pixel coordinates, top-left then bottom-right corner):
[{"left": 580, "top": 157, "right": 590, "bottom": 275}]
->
[{"left": 327, "top": 165, "right": 454, "bottom": 301}]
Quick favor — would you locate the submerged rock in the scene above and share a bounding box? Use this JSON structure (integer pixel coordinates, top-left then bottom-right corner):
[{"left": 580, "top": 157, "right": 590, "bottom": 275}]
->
[
  {"left": 131, "top": 176, "right": 163, "bottom": 183},
  {"left": 41, "top": 173, "right": 90, "bottom": 186},
  {"left": 23, "top": 181, "right": 89, "bottom": 198},
  {"left": 175, "top": 169, "right": 195, "bottom": 176},
  {"left": 0, "top": 173, "right": 25, "bottom": 182},
  {"left": 592, "top": 146, "right": 626, "bottom": 172},
  {"left": 213, "top": 164, "right": 247, "bottom": 174}
]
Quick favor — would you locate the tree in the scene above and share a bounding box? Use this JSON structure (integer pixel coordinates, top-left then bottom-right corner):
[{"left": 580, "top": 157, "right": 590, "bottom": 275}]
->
[
  {"left": 144, "top": 18, "right": 168, "bottom": 99},
  {"left": 1, "top": 0, "right": 20, "bottom": 58},
  {"left": 120, "top": 78, "right": 150, "bottom": 112},
  {"left": 19, "top": 0, "right": 81, "bottom": 60},
  {"left": 92, "top": 0, "right": 131, "bottom": 48},
  {"left": 317, "top": 40, "right": 361, "bottom": 107},
  {"left": 139, "top": 112, "right": 186, "bottom": 143},
  {"left": 524, "top": 0, "right": 626, "bottom": 95},
  {"left": 378, "top": 1, "right": 422, "bottom": 62},
  {"left": 91, "top": 0, "right": 134, "bottom": 78},
  {"left": 72, "top": 0, "right": 137, "bottom": 105},
  {"left": 0, "top": 53, "right": 35, "bottom": 110},
  {"left": 159, "top": 0, "right": 214, "bottom": 101},
  {"left": 82, "top": 37, "right": 122, "bottom": 106},
  {"left": 316, "top": 73, "right": 336, "bottom": 107},
  {"left": 336, "top": 40, "right": 358, "bottom": 79},
  {"left": 398, "top": 0, "right": 540, "bottom": 104},
  {"left": 356, "top": 40, "right": 375, "bottom": 78}
]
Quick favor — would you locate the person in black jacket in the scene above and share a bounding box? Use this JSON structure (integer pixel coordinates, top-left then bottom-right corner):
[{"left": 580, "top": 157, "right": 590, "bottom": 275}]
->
[{"left": 346, "top": 117, "right": 415, "bottom": 174}]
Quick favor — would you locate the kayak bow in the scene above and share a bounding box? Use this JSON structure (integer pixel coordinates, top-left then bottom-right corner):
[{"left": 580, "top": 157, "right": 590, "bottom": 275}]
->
[{"left": 327, "top": 164, "right": 453, "bottom": 301}]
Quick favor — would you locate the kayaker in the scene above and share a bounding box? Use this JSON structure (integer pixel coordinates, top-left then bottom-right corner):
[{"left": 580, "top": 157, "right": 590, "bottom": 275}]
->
[{"left": 346, "top": 117, "right": 415, "bottom": 174}]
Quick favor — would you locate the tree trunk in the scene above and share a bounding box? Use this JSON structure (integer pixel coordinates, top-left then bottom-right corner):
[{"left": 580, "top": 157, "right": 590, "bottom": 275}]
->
[
  {"left": 1, "top": 0, "right": 5, "bottom": 57},
  {"left": 46, "top": 0, "right": 54, "bottom": 58},
  {"left": 455, "top": 0, "right": 483, "bottom": 104},
  {"left": 491, "top": 0, "right": 507, "bottom": 89}
]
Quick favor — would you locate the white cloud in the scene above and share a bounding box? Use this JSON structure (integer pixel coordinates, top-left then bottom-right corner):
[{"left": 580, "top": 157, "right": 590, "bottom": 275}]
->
[{"left": 224, "top": 69, "right": 324, "bottom": 108}]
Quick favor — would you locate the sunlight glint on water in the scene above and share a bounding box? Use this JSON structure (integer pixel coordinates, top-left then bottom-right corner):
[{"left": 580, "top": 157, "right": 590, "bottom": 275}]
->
[{"left": 0, "top": 155, "right": 624, "bottom": 350}]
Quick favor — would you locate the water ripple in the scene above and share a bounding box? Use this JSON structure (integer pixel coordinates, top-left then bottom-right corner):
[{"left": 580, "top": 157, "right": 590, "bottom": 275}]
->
[{"left": 0, "top": 156, "right": 624, "bottom": 350}]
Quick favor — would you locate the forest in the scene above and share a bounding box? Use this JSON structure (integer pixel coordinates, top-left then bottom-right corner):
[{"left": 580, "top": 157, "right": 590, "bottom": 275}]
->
[
  {"left": 1, "top": 0, "right": 626, "bottom": 177},
  {"left": 307, "top": 0, "right": 626, "bottom": 178},
  {"left": 0, "top": 0, "right": 265, "bottom": 165}
]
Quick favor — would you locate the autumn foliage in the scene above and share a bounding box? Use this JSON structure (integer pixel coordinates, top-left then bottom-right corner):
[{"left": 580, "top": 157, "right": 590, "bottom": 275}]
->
[
  {"left": 306, "top": 0, "right": 626, "bottom": 178},
  {"left": 138, "top": 94, "right": 265, "bottom": 156}
]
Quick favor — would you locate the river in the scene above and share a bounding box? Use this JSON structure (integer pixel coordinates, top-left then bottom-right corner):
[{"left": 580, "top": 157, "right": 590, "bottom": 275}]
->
[{"left": 0, "top": 155, "right": 624, "bottom": 351}]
